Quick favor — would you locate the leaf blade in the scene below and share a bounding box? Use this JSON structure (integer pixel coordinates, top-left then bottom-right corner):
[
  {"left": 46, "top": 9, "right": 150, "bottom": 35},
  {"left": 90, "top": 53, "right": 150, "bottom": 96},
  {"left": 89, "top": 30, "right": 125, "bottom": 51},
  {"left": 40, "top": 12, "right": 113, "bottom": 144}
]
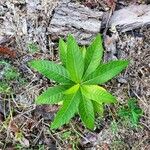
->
[
  {"left": 64, "top": 84, "right": 80, "bottom": 95},
  {"left": 35, "top": 85, "right": 68, "bottom": 104},
  {"left": 51, "top": 90, "right": 81, "bottom": 129},
  {"left": 83, "top": 34, "right": 103, "bottom": 78},
  {"left": 66, "top": 35, "right": 84, "bottom": 83},
  {"left": 80, "top": 46, "right": 86, "bottom": 59},
  {"left": 79, "top": 97, "right": 95, "bottom": 130},
  {"left": 81, "top": 85, "right": 117, "bottom": 104},
  {"left": 59, "top": 38, "right": 67, "bottom": 66},
  {"left": 84, "top": 60, "right": 129, "bottom": 85},
  {"left": 92, "top": 101, "right": 104, "bottom": 117},
  {"left": 29, "top": 60, "right": 72, "bottom": 83}
]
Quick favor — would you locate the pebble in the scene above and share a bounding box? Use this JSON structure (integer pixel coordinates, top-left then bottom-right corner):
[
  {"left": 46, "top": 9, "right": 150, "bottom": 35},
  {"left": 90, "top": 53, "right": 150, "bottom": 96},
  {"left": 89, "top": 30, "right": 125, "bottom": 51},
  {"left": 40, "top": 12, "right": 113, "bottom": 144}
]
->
[{"left": 117, "top": 77, "right": 127, "bottom": 83}]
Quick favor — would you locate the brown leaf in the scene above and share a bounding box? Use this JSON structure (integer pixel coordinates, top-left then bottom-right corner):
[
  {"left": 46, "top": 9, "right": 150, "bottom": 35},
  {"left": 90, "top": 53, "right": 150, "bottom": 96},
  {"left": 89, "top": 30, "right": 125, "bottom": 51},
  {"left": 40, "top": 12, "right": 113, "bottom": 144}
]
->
[
  {"left": 0, "top": 47, "right": 16, "bottom": 58},
  {"left": 102, "top": 143, "right": 110, "bottom": 150},
  {"left": 82, "top": 0, "right": 97, "bottom": 9},
  {"left": 9, "top": 119, "right": 19, "bottom": 133},
  {"left": 105, "top": 0, "right": 115, "bottom": 6},
  {"left": 105, "top": 0, "right": 116, "bottom": 11}
]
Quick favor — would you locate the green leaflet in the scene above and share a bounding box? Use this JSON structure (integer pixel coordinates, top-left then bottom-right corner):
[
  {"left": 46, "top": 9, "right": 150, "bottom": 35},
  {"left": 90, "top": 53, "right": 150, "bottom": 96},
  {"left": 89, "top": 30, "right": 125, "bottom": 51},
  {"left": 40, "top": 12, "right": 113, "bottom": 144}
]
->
[
  {"left": 28, "top": 60, "right": 72, "bottom": 83},
  {"left": 84, "top": 60, "right": 129, "bottom": 85},
  {"left": 79, "top": 96, "right": 95, "bottom": 130},
  {"left": 51, "top": 90, "right": 81, "bottom": 129},
  {"left": 81, "top": 85, "right": 117, "bottom": 104},
  {"left": 35, "top": 85, "right": 68, "bottom": 104},
  {"left": 59, "top": 38, "right": 67, "bottom": 66},
  {"left": 92, "top": 101, "right": 104, "bottom": 117},
  {"left": 83, "top": 34, "right": 103, "bottom": 78},
  {"left": 64, "top": 84, "right": 80, "bottom": 95},
  {"left": 80, "top": 46, "right": 86, "bottom": 59},
  {"left": 66, "top": 35, "right": 84, "bottom": 83}
]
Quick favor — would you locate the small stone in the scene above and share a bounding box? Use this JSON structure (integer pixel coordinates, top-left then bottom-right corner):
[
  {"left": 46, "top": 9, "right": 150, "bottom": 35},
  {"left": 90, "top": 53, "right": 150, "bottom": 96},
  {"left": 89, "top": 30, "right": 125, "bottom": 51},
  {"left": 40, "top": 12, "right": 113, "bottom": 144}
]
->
[{"left": 117, "top": 77, "right": 127, "bottom": 84}]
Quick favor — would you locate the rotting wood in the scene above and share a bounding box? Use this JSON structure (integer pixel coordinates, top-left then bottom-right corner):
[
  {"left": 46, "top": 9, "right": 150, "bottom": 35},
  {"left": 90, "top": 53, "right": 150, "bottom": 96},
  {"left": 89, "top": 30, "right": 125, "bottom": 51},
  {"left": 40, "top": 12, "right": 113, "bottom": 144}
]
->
[
  {"left": 109, "top": 4, "right": 150, "bottom": 32},
  {"left": 49, "top": 2, "right": 103, "bottom": 45}
]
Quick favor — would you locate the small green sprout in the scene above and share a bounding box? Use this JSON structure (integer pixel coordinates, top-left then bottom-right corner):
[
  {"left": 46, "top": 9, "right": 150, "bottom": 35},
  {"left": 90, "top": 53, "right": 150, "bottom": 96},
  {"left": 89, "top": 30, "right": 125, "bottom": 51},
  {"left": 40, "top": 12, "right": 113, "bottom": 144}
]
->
[
  {"left": 118, "top": 98, "right": 143, "bottom": 127},
  {"left": 27, "top": 42, "right": 39, "bottom": 53},
  {"left": 0, "top": 60, "right": 24, "bottom": 94},
  {"left": 0, "top": 61, "right": 19, "bottom": 80}
]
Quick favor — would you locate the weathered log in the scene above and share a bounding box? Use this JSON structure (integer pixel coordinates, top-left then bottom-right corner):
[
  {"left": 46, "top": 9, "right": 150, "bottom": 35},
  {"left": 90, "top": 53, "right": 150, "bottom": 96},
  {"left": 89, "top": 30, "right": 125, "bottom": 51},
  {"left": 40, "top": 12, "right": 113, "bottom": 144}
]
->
[
  {"left": 49, "top": 2, "right": 103, "bottom": 45},
  {"left": 109, "top": 5, "right": 150, "bottom": 32}
]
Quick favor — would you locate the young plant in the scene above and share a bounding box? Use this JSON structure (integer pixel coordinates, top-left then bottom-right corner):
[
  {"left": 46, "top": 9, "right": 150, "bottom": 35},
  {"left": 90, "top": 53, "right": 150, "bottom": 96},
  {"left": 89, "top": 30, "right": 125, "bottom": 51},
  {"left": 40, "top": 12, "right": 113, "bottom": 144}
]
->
[
  {"left": 27, "top": 42, "right": 39, "bottom": 53},
  {"left": 0, "top": 60, "right": 19, "bottom": 94},
  {"left": 29, "top": 34, "right": 129, "bottom": 130},
  {"left": 118, "top": 98, "right": 143, "bottom": 127},
  {"left": 0, "top": 60, "right": 19, "bottom": 80}
]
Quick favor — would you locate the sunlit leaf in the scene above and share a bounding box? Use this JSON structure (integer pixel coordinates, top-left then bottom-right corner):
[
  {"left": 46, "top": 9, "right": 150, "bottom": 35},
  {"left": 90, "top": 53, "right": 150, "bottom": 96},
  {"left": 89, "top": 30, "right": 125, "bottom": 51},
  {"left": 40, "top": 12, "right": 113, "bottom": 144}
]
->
[
  {"left": 92, "top": 101, "right": 104, "bottom": 117},
  {"left": 64, "top": 84, "right": 80, "bottom": 95},
  {"left": 79, "top": 96, "right": 94, "bottom": 129},
  {"left": 66, "top": 35, "right": 84, "bottom": 83},
  {"left": 29, "top": 60, "right": 72, "bottom": 83},
  {"left": 59, "top": 38, "right": 67, "bottom": 66},
  {"left": 36, "top": 85, "right": 68, "bottom": 104},
  {"left": 51, "top": 90, "right": 81, "bottom": 129},
  {"left": 83, "top": 34, "right": 103, "bottom": 78},
  {"left": 81, "top": 85, "right": 117, "bottom": 104},
  {"left": 84, "top": 60, "right": 129, "bottom": 85}
]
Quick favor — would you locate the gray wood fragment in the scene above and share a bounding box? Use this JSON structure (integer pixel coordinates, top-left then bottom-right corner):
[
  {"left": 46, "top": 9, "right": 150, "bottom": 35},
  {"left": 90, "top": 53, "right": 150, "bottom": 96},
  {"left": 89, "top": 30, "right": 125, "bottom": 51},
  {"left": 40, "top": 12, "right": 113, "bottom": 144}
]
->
[
  {"left": 49, "top": 2, "right": 103, "bottom": 45},
  {"left": 109, "top": 5, "right": 150, "bottom": 32}
]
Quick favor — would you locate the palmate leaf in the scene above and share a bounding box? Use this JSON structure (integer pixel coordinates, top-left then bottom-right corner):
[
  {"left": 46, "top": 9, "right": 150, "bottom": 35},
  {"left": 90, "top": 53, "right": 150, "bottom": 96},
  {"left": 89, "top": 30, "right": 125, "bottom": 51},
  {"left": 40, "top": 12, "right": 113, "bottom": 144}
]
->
[
  {"left": 79, "top": 96, "right": 94, "bottom": 130},
  {"left": 81, "top": 85, "right": 116, "bottom": 104},
  {"left": 29, "top": 34, "right": 130, "bottom": 130},
  {"left": 84, "top": 60, "right": 129, "bottom": 85},
  {"left": 29, "top": 60, "right": 72, "bottom": 83},
  {"left": 51, "top": 90, "right": 81, "bottom": 129},
  {"left": 36, "top": 85, "right": 68, "bottom": 104},
  {"left": 66, "top": 35, "right": 84, "bottom": 83},
  {"left": 59, "top": 38, "right": 67, "bottom": 66},
  {"left": 83, "top": 34, "right": 103, "bottom": 78}
]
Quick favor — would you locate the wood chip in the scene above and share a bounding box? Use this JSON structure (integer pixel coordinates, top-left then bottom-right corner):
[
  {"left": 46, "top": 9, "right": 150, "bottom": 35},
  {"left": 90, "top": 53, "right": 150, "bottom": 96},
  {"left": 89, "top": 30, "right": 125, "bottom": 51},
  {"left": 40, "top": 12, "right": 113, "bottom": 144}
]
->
[{"left": 109, "top": 5, "right": 150, "bottom": 32}]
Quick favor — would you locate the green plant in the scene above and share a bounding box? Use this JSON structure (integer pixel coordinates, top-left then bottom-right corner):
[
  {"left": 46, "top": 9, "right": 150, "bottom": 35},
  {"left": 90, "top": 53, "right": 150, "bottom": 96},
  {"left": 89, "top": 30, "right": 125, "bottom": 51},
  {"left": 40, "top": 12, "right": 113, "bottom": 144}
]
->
[
  {"left": 0, "top": 82, "right": 11, "bottom": 94},
  {"left": 0, "top": 60, "right": 26, "bottom": 94},
  {"left": 111, "top": 140, "right": 129, "bottom": 150},
  {"left": 60, "top": 130, "right": 80, "bottom": 149},
  {"left": 118, "top": 99, "right": 143, "bottom": 127},
  {"left": 0, "top": 60, "right": 19, "bottom": 80},
  {"left": 0, "top": 61, "right": 19, "bottom": 94},
  {"left": 27, "top": 42, "right": 39, "bottom": 53},
  {"left": 29, "top": 34, "right": 129, "bottom": 130},
  {"left": 110, "top": 120, "right": 118, "bottom": 134}
]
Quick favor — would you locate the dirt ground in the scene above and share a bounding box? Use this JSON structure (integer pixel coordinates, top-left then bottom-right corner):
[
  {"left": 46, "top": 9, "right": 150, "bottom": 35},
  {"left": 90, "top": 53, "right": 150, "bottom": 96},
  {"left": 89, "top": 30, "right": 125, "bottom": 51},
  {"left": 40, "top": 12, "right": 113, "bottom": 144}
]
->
[{"left": 0, "top": 0, "right": 150, "bottom": 149}]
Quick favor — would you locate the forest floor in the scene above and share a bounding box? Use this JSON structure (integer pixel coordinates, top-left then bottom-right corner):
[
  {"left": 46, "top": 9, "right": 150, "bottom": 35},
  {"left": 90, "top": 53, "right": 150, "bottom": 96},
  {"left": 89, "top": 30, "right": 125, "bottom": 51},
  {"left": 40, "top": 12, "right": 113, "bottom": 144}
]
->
[{"left": 0, "top": 0, "right": 150, "bottom": 149}]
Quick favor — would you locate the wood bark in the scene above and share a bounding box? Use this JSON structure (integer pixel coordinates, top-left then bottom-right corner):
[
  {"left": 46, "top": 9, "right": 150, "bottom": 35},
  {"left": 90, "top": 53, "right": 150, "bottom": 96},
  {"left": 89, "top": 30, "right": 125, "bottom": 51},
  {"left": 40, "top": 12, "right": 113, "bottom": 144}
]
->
[
  {"left": 109, "top": 5, "right": 150, "bottom": 32},
  {"left": 49, "top": 2, "right": 103, "bottom": 45}
]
